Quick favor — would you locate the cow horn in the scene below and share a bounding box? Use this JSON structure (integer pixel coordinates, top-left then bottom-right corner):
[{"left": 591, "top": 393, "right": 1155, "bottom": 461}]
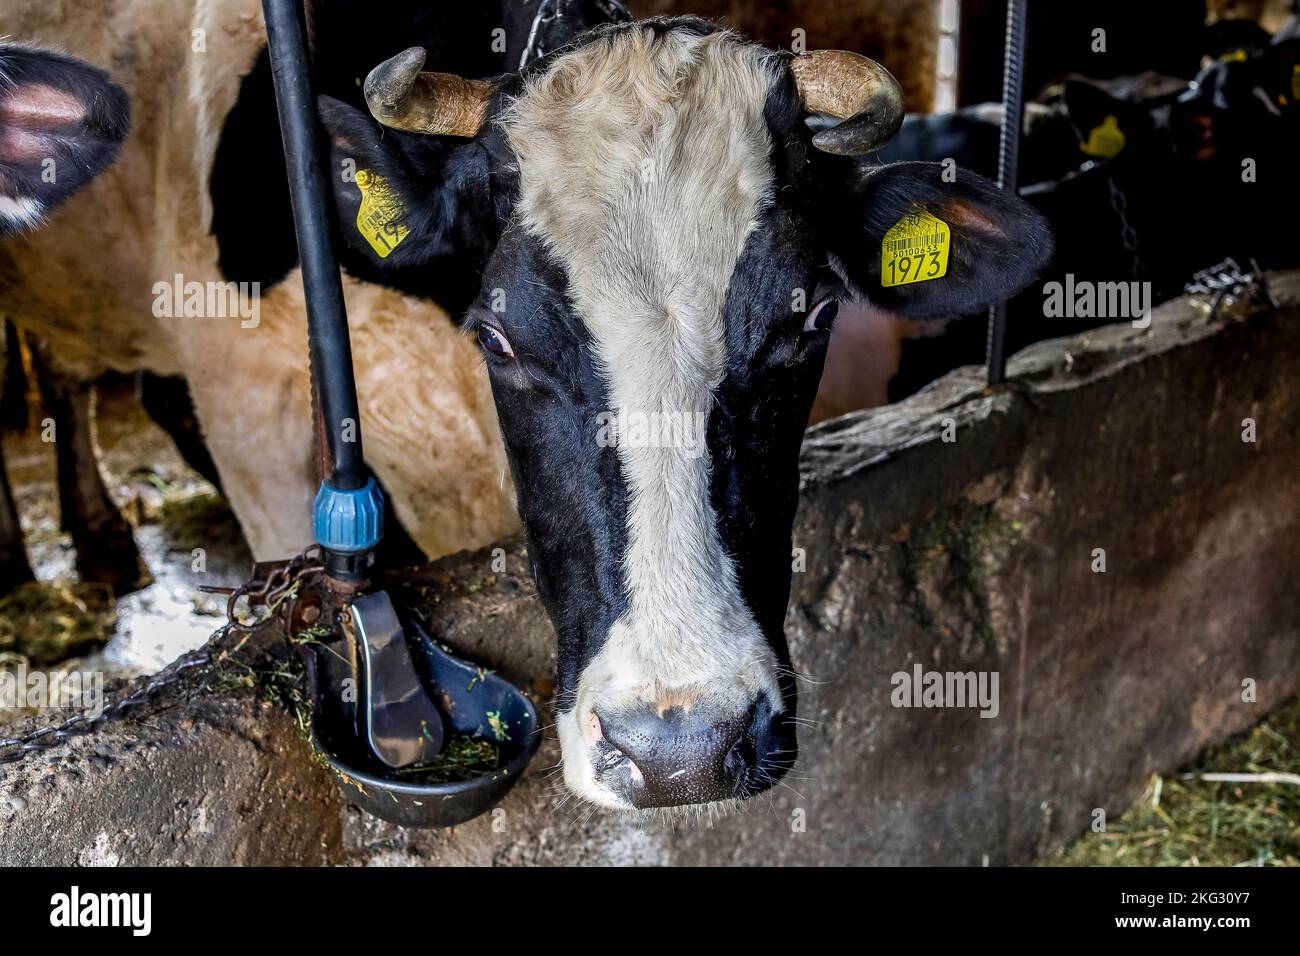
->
[
  {"left": 791, "top": 50, "right": 905, "bottom": 155},
  {"left": 363, "top": 47, "right": 493, "bottom": 137}
]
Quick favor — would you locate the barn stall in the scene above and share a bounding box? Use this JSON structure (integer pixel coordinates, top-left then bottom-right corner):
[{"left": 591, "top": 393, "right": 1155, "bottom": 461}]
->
[{"left": 0, "top": 0, "right": 1297, "bottom": 871}]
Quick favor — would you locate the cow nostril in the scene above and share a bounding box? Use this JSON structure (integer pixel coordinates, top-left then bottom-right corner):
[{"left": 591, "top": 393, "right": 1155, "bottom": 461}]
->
[{"left": 722, "top": 732, "right": 756, "bottom": 783}]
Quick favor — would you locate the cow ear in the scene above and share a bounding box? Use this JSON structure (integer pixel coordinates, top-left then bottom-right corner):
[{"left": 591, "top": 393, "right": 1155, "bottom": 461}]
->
[
  {"left": 316, "top": 95, "right": 493, "bottom": 269},
  {"left": 1059, "top": 79, "right": 1149, "bottom": 154},
  {"left": 0, "top": 45, "right": 130, "bottom": 235},
  {"left": 824, "top": 161, "right": 1053, "bottom": 320}
]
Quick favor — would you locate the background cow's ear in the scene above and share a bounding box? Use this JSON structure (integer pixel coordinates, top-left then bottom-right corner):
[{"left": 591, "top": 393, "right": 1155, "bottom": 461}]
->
[
  {"left": 1059, "top": 78, "right": 1151, "bottom": 151},
  {"left": 316, "top": 95, "right": 494, "bottom": 270},
  {"left": 824, "top": 161, "right": 1053, "bottom": 319},
  {"left": 0, "top": 44, "right": 130, "bottom": 236}
]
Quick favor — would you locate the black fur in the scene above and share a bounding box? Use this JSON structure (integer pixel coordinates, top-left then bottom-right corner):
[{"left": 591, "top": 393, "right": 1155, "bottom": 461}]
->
[
  {"left": 316, "top": 96, "right": 499, "bottom": 305},
  {"left": 473, "top": 229, "right": 631, "bottom": 706}
]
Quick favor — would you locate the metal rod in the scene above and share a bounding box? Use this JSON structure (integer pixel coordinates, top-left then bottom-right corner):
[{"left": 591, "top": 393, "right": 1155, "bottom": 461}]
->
[
  {"left": 262, "top": 0, "right": 366, "bottom": 491},
  {"left": 986, "top": 0, "right": 1028, "bottom": 386}
]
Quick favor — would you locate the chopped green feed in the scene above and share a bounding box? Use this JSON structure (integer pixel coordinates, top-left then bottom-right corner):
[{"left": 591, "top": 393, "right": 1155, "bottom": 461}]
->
[
  {"left": 1051, "top": 694, "right": 1300, "bottom": 867},
  {"left": 393, "top": 735, "right": 502, "bottom": 785}
]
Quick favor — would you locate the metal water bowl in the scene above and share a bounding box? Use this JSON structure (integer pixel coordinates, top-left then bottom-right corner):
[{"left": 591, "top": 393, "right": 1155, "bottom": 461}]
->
[{"left": 302, "top": 613, "right": 541, "bottom": 828}]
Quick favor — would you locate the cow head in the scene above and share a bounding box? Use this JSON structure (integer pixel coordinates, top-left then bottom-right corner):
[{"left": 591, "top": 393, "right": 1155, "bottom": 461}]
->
[
  {"left": 321, "top": 19, "right": 1051, "bottom": 810},
  {"left": 0, "top": 43, "right": 130, "bottom": 236},
  {"left": 1173, "top": 18, "right": 1299, "bottom": 163}
]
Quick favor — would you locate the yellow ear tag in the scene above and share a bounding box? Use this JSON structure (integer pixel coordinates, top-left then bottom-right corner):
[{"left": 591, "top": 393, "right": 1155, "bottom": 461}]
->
[
  {"left": 1219, "top": 48, "right": 1248, "bottom": 63},
  {"left": 1081, "top": 114, "right": 1127, "bottom": 159},
  {"left": 355, "top": 169, "right": 410, "bottom": 259},
  {"left": 881, "top": 208, "right": 950, "bottom": 289}
]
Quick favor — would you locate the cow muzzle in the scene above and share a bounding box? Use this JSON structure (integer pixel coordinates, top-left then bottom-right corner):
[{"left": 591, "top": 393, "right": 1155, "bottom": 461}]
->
[
  {"left": 556, "top": 632, "right": 793, "bottom": 810},
  {"left": 587, "top": 698, "right": 788, "bottom": 808}
]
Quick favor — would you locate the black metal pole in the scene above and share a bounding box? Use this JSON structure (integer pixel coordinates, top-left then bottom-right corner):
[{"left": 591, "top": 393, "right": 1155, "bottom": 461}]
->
[
  {"left": 986, "top": 0, "right": 1028, "bottom": 386},
  {"left": 262, "top": 0, "right": 365, "bottom": 492}
]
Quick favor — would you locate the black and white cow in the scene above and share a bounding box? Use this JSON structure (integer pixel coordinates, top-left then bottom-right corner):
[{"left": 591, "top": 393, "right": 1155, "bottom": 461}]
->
[
  {"left": 0, "top": 42, "right": 135, "bottom": 592},
  {"left": 326, "top": 18, "right": 1052, "bottom": 808}
]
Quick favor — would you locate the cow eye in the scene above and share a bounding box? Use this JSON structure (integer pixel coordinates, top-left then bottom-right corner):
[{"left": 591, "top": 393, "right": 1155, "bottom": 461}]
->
[
  {"left": 477, "top": 324, "right": 514, "bottom": 358},
  {"left": 802, "top": 298, "right": 839, "bottom": 334}
]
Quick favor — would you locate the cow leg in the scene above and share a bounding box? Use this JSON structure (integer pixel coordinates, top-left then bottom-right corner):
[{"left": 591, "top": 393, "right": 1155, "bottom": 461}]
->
[
  {"left": 0, "top": 451, "right": 34, "bottom": 593},
  {"left": 1, "top": 322, "right": 29, "bottom": 432},
  {"left": 28, "top": 343, "right": 150, "bottom": 593},
  {"left": 137, "top": 372, "right": 225, "bottom": 493},
  {"left": 0, "top": 323, "right": 35, "bottom": 593},
  {"left": 179, "top": 332, "right": 316, "bottom": 562}
]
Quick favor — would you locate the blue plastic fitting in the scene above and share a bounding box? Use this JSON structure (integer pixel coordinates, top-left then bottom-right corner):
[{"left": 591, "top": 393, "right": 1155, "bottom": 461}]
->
[{"left": 312, "top": 476, "right": 385, "bottom": 553}]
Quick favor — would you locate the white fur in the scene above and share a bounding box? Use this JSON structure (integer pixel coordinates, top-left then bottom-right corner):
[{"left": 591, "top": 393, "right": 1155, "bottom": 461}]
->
[
  {"left": 502, "top": 27, "right": 784, "bottom": 808},
  {"left": 0, "top": 195, "right": 44, "bottom": 229}
]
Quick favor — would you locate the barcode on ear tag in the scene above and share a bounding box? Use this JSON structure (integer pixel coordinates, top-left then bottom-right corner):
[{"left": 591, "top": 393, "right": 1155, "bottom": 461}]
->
[
  {"left": 882, "top": 208, "right": 950, "bottom": 288},
  {"left": 355, "top": 169, "right": 410, "bottom": 259}
]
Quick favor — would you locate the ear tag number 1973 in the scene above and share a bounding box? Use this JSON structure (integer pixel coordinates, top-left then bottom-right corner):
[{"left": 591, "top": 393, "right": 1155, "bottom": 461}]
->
[{"left": 882, "top": 208, "right": 950, "bottom": 288}]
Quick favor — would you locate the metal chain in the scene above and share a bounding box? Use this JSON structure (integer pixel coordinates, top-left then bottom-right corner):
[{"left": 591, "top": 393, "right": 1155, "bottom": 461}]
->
[
  {"left": 0, "top": 627, "right": 233, "bottom": 766},
  {"left": 592, "top": 0, "right": 633, "bottom": 25},
  {"left": 518, "top": 0, "right": 632, "bottom": 72},
  {"left": 0, "top": 548, "right": 323, "bottom": 768},
  {"left": 1105, "top": 172, "right": 1146, "bottom": 284},
  {"left": 1184, "top": 257, "right": 1279, "bottom": 320},
  {"left": 519, "top": 0, "right": 561, "bottom": 71}
]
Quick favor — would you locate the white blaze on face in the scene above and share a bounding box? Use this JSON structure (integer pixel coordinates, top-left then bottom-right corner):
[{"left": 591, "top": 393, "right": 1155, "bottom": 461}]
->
[{"left": 502, "top": 27, "right": 784, "bottom": 807}]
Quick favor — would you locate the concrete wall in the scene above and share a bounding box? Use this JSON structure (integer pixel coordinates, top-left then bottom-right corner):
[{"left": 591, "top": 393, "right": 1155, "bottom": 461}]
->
[{"left": 2, "top": 274, "right": 1298, "bottom": 865}]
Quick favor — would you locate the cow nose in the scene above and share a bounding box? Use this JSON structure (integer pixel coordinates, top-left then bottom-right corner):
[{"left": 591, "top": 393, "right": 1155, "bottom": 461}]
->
[{"left": 592, "top": 699, "right": 779, "bottom": 808}]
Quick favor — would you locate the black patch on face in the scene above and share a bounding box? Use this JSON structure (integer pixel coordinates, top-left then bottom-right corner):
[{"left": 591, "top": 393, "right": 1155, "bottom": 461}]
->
[
  {"left": 469, "top": 227, "right": 630, "bottom": 706},
  {"left": 706, "top": 75, "right": 832, "bottom": 716}
]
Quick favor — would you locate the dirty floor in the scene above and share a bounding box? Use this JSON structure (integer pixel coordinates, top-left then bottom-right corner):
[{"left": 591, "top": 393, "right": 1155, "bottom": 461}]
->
[{"left": 0, "top": 377, "right": 251, "bottom": 687}]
